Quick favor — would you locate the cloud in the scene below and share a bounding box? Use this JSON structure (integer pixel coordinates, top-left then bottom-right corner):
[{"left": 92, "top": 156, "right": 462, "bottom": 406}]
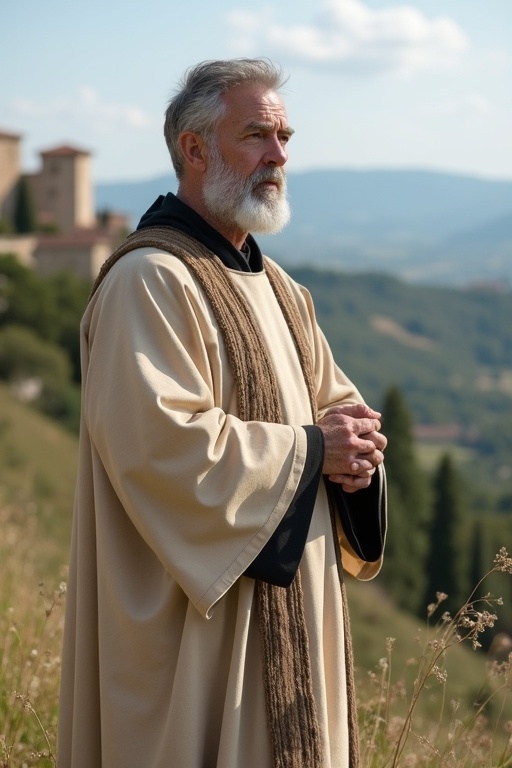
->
[
  {"left": 6, "top": 87, "right": 166, "bottom": 179},
  {"left": 76, "top": 87, "right": 153, "bottom": 129},
  {"left": 10, "top": 87, "right": 155, "bottom": 136},
  {"left": 227, "top": 0, "right": 469, "bottom": 76}
]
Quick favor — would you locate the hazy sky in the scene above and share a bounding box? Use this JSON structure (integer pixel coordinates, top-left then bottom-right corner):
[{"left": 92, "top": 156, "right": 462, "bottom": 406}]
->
[{"left": 3, "top": 0, "right": 511, "bottom": 182}]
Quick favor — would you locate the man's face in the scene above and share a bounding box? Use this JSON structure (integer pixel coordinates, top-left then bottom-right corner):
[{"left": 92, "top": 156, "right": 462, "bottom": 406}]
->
[{"left": 202, "top": 83, "right": 293, "bottom": 236}]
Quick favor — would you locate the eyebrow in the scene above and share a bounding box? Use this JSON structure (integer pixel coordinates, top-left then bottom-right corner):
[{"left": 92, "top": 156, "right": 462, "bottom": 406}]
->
[{"left": 243, "top": 120, "right": 295, "bottom": 138}]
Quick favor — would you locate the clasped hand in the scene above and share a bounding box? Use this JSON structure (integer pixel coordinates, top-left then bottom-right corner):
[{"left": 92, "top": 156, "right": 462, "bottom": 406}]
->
[{"left": 317, "top": 403, "right": 387, "bottom": 494}]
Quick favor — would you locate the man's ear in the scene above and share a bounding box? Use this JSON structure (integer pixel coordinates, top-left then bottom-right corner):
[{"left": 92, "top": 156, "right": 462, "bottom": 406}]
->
[{"left": 179, "top": 132, "right": 208, "bottom": 173}]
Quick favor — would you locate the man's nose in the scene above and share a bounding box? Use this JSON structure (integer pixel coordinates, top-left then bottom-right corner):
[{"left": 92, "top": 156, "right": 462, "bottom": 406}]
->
[{"left": 263, "top": 135, "right": 288, "bottom": 167}]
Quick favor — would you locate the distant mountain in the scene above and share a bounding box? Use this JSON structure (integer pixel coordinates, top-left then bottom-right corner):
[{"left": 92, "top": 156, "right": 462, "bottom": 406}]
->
[
  {"left": 401, "top": 212, "right": 512, "bottom": 284},
  {"left": 95, "top": 169, "right": 512, "bottom": 287}
]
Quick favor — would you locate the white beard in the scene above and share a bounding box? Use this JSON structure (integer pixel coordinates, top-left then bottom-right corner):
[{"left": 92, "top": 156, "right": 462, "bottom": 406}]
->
[{"left": 202, "top": 146, "right": 291, "bottom": 235}]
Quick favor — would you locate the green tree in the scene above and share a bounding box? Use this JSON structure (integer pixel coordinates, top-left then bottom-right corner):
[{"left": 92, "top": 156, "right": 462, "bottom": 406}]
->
[
  {"left": 13, "top": 177, "right": 37, "bottom": 233},
  {"left": 380, "top": 385, "right": 431, "bottom": 615},
  {"left": 0, "top": 324, "right": 81, "bottom": 429},
  {"left": 0, "top": 255, "right": 89, "bottom": 383},
  {"left": 45, "top": 270, "right": 90, "bottom": 382},
  {"left": 422, "top": 453, "right": 466, "bottom": 617},
  {"left": 0, "top": 254, "right": 58, "bottom": 337}
]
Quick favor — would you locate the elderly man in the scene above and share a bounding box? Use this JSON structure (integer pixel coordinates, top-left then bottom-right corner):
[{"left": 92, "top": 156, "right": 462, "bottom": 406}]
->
[{"left": 58, "top": 59, "right": 387, "bottom": 768}]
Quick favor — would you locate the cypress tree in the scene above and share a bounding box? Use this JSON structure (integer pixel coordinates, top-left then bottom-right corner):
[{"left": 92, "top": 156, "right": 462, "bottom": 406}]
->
[
  {"left": 422, "top": 453, "right": 465, "bottom": 618},
  {"left": 380, "top": 385, "right": 431, "bottom": 615},
  {"left": 13, "top": 176, "right": 37, "bottom": 233}
]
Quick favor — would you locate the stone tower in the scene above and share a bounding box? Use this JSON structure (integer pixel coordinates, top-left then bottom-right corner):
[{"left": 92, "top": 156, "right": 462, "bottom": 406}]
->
[{"left": 33, "top": 145, "right": 95, "bottom": 233}]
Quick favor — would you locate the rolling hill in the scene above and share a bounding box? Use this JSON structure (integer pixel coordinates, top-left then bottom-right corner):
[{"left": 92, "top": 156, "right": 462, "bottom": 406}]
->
[{"left": 96, "top": 168, "right": 512, "bottom": 288}]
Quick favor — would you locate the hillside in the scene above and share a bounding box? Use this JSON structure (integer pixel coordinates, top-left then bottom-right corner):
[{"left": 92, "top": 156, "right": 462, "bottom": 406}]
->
[
  {"left": 0, "top": 383, "right": 76, "bottom": 574},
  {"left": 2, "top": 385, "right": 511, "bottom": 760},
  {"left": 288, "top": 267, "right": 512, "bottom": 494},
  {"left": 96, "top": 168, "right": 512, "bottom": 287},
  {"left": 1, "top": 245, "right": 511, "bottom": 495}
]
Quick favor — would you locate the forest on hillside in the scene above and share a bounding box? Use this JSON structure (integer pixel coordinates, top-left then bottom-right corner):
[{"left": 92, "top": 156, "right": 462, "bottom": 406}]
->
[
  {"left": 2, "top": 252, "right": 512, "bottom": 503},
  {"left": 290, "top": 267, "right": 512, "bottom": 497}
]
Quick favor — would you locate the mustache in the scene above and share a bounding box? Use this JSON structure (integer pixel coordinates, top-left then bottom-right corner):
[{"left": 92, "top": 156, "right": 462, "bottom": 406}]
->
[{"left": 250, "top": 167, "right": 286, "bottom": 189}]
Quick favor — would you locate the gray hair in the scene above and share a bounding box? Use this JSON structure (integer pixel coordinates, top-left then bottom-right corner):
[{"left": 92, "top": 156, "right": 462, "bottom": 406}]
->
[{"left": 164, "top": 58, "right": 287, "bottom": 179}]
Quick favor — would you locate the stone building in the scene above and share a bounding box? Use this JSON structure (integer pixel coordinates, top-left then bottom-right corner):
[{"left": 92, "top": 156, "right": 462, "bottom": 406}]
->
[
  {"left": 0, "top": 131, "right": 127, "bottom": 281},
  {"left": 28, "top": 145, "right": 96, "bottom": 233},
  {"left": 36, "top": 231, "right": 112, "bottom": 281}
]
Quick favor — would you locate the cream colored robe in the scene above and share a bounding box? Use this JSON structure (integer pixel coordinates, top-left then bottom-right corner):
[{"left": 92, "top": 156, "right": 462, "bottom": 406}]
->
[{"left": 58, "top": 247, "right": 385, "bottom": 768}]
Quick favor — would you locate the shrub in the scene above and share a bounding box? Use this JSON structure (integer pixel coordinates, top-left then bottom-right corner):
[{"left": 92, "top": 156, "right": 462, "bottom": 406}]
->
[{"left": 0, "top": 326, "right": 79, "bottom": 428}]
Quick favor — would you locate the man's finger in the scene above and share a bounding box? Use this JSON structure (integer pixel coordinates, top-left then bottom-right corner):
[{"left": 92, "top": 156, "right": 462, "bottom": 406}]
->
[{"left": 328, "top": 473, "right": 374, "bottom": 488}]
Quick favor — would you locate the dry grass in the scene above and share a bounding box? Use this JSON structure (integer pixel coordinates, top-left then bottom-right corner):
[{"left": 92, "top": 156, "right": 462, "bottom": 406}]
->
[
  {"left": 357, "top": 553, "right": 512, "bottom": 766},
  {"left": 0, "top": 503, "right": 66, "bottom": 767},
  {"left": 0, "top": 494, "right": 511, "bottom": 766},
  {"left": 1, "top": 380, "right": 510, "bottom": 765}
]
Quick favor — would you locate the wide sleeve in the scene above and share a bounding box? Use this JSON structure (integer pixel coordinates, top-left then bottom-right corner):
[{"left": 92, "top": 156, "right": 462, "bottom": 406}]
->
[
  {"left": 327, "top": 465, "right": 387, "bottom": 579},
  {"left": 82, "top": 248, "right": 308, "bottom": 618}
]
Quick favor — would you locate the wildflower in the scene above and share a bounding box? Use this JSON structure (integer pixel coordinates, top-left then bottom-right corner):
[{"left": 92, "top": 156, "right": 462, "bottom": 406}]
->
[
  {"left": 428, "top": 638, "right": 446, "bottom": 651},
  {"left": 416, "top": 733, "right": 440, "bottom": 755},
  {"left": 426, "top": 592, "right": 449, "bottom": 618},
  {"left": 494, "top": 547, "right": 512, "bottom": 573},
  {"left": 431, "top": 665, "right": 448, "bottom": 683},
  {"left": 13, "top": 692, "right": 33, "bottom": 712},
  {"left": 487, "top": 659, "right": 509, "bottom": 677}
]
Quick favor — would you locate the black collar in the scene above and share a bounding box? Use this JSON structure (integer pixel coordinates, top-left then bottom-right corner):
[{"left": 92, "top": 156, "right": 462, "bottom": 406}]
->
[{"left": 136, "top": 193, "right": 264, "bottom": 273}]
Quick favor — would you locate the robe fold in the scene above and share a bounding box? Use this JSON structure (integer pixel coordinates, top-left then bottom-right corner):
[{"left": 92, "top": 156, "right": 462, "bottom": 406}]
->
[{"left": 58, "top": 242, "right": 386, "bottom": 768}]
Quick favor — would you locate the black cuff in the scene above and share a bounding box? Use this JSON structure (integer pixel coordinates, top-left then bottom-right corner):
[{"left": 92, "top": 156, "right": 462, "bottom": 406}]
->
[
  {"left": 326, "top": 470, "right": 386, "bottom": 563},
  {"left": 244, "top": 425, "right": 324, "bottom": 587}
]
